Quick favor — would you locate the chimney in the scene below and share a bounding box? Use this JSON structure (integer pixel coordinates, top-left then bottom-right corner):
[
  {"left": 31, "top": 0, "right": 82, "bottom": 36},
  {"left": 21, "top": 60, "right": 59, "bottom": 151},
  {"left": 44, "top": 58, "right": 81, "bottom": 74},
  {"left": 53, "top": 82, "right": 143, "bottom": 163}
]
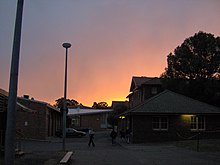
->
[{"left": 23, "top": 95, "right": 29, "bottom": 99}]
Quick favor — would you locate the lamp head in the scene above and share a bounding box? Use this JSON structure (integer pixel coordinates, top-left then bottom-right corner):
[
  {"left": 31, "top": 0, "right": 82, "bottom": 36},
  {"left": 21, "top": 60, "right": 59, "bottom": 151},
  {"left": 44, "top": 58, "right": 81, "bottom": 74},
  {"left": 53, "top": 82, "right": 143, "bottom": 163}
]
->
[{"left": 62, "top": 43, "right": 71, "bottom": 48}]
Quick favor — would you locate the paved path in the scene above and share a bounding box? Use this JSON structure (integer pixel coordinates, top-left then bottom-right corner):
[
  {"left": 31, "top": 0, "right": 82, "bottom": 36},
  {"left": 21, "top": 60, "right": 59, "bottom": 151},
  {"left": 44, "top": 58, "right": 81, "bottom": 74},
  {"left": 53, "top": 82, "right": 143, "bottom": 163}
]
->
[{"left": 8, "top": 131, "right": 220, "bottom": 165}]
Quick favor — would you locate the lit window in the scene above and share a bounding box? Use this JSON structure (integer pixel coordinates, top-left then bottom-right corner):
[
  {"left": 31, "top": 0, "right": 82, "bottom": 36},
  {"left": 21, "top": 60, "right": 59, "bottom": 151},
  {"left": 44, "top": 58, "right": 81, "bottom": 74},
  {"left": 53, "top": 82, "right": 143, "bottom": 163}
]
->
[
  {"left": 190, "top": 116, "right": 205, "bottom": 131},
  {"left": 152, "top": 117, "right": 168, "bottom": 131}
]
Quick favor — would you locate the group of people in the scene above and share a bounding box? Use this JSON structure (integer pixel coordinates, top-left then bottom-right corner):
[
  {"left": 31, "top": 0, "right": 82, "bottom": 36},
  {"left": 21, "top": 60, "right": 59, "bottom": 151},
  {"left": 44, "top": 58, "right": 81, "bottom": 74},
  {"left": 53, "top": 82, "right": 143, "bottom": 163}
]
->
[
  {"left": 110, "top": 128, "right": 131, "bottom": 144},
  {"left": 87, "top": 128, "right": 131, "bottom": 147}
]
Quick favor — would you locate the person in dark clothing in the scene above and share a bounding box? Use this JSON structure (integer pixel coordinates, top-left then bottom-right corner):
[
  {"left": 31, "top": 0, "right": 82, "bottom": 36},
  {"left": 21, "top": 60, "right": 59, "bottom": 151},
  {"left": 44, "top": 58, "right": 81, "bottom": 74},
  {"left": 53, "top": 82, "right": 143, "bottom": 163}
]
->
[
  {"left": 120, "top": 130, "right": 125, "bottom": 139},
  {"left": 125, "top": 128, "right": 131, "bottom": 144},
  {"left": 88, "top": 130, "right": 95, "bottom": 147},
  {"left": 110, "top": 129, "right": 117, "bottom": 144}
]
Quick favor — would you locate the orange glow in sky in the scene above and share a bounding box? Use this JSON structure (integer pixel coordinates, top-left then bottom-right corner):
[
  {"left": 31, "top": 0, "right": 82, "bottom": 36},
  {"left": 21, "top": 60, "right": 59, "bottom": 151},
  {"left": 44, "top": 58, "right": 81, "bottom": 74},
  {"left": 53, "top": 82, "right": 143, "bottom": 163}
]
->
[{"left": 1, "top": 0, "right": 220, "bottom": 106}]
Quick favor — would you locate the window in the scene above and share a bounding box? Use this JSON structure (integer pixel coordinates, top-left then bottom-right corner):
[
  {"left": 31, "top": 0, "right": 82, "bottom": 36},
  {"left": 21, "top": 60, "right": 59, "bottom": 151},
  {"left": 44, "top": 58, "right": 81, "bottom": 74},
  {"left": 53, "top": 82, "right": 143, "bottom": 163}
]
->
[
  {"left": 152, "top": 117, "right": 168, "bottom": 131},
  {"left": 190, "top": 116, "right": 205, "bottom": 131},
  {"left": 151, "top": 87, "right": 157, "bottom": 94},
  {"left": 71, "top": 116, "right": 80, "bottom": 127}
]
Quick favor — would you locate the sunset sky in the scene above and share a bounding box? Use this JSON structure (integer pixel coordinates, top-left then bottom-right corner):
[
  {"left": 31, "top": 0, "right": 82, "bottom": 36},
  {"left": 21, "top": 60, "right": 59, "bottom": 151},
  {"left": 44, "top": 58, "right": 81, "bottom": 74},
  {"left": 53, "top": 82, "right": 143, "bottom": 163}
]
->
[{"left": 1, "top": 0, "right": 220, "bottom": 106}]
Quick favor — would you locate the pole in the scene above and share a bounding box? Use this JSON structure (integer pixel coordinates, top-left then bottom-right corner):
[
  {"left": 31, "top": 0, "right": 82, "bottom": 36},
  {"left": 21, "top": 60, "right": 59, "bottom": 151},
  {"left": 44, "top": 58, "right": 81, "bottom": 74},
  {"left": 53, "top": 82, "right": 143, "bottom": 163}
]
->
[
  {"left": 4, "top": 0, "right": 24, "bottom": 164},
  {"left": 61, "top": 42, "right": 71, "bottom": 151},
  {"left": 62, "top": 48, "right": 68, "bottom": 151},
  {"left": 197, "top": 132, "right": 200, "bottom": 152}
]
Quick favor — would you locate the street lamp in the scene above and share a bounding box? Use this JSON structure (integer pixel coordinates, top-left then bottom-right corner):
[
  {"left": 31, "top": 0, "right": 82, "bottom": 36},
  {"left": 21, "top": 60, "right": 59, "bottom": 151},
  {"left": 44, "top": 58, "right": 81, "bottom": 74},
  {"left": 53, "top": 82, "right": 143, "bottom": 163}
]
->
[{"left": 62, "top": 42, "right": 71, "bottom": 151}]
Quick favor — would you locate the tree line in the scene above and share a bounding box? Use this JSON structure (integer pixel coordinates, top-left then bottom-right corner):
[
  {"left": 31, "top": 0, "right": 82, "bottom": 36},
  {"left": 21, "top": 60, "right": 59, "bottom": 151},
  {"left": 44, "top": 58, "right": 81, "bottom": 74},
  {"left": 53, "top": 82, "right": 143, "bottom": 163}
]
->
[{"left": 54, "top": 98, "right": 109, "bottom": 109}]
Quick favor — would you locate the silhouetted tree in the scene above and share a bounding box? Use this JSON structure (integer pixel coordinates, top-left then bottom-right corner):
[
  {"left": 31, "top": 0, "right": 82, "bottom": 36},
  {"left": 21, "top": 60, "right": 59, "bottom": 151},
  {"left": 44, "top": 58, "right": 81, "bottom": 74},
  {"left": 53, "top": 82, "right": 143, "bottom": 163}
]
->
[
  {"left": 54, "top": 97, "right": 79, "bottom": 108},
  {"left": 161, "top": 31, "right": 220, "bottom": 107},
  {"left": 92, "top": 102, "right": 109, "bottom": 109},
  {"left": 163, "top": 31, "right": 220, "bottom": 80}
]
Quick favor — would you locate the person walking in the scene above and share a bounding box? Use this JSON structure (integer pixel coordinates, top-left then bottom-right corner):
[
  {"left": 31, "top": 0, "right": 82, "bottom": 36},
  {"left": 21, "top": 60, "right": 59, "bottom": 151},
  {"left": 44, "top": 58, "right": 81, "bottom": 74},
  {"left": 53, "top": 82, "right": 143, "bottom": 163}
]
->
[
  {"left": 88, "top": 129, "right": 95, "bottom": 147},
  {"left": 125, "top": 128, "right": 131, "bottom": 144},
  {"left": 110, "top": 129, "right": 117, "bottom": 144}
]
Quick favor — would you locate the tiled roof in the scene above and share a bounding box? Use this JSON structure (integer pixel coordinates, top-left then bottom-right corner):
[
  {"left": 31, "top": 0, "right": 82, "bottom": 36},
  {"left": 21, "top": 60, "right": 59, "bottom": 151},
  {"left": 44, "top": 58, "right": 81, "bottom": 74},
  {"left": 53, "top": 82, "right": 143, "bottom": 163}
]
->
[{"left": 129, "top": 90, "right": 220, "bottom": 114}]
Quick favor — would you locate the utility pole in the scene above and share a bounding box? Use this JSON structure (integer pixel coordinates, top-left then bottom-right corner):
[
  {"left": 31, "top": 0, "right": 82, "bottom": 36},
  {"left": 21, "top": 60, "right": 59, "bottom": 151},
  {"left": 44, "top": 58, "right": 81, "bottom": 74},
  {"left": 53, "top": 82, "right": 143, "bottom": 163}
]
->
[{"left": 4, "top": 0, "right": 24, "bottom": 164}]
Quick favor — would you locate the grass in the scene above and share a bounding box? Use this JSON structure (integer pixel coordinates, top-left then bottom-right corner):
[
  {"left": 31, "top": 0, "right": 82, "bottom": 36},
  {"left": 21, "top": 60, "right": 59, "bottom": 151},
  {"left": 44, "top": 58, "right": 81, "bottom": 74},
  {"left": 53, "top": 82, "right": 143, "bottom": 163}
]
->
[{"left": 175, "top": 139, "right": 220, "bottom": 152}]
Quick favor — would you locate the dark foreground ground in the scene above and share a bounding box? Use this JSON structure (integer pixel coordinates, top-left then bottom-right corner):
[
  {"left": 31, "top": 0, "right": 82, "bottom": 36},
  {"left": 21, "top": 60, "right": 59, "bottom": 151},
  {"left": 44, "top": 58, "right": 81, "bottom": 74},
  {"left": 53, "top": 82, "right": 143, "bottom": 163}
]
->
[{"left": 1, "top": 131, "right": 220, "bottom": 165}]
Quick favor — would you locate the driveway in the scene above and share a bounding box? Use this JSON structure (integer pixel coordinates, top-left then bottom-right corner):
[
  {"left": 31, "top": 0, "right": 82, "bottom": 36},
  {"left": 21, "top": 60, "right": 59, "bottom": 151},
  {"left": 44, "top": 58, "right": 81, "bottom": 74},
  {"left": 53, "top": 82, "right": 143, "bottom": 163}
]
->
[{"left": 6, "top": 131, "right": 220, "bottom": 165}]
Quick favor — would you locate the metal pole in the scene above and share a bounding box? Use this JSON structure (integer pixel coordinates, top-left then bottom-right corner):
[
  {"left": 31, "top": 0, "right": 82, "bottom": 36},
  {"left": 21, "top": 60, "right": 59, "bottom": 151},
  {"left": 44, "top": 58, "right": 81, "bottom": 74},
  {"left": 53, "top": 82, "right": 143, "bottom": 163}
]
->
[
  {"left": 197, "top": 132, "right": 200, "bottom": 152},
  {"left": 5, "top": 0, "right": 24, "bottom": 164},
  {"left": 62, "top": 48, "right": 68, "bottom": 151},
  {"left": 62, "top": 43, "right": 71, "bottom": 151}
]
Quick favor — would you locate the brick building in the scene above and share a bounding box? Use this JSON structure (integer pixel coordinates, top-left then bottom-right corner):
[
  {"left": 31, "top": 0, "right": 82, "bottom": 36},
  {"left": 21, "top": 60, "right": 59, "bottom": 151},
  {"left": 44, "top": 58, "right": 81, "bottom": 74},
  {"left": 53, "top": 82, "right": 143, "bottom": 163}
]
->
[
  {"left": 0, "top": 88, "right": 62, "bottom": 142},
  {"left": 68, "top": 108, "right": 113, "bottom": 131},
  {"left": 0, "top": 89, "right": 7, "bottom": 153},
  {"left": 119, "top": 77, "right": 220, "bottom": 143},
  {"left": 16, "top": 96, "right": 62, "bottom": 139}
]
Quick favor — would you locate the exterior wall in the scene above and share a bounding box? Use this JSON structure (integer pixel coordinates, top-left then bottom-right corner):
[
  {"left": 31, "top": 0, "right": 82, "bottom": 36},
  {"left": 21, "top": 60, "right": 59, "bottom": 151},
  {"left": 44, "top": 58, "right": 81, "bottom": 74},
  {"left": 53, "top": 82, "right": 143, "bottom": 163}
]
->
[
  {"left": 131, "top": 115, "right": 174, "bottom": 143},
  {"left": 47, "top": 108, "right": 62, "bottom": 137},
  {"left": 16, "top": 107, "right": 46, "bottom": 139},
  {"left": 76, "top": 113, "right": 111, "bottom": 131},
  {"left": 131, "top": 90, "right": 143, "bottom": 107},
  {"left": 0, "top": 91, "right": 7, "bottom": 153},
  {"left": 143, "top": 85, "right": 163, "bottom": 100},
  {"left": 16, "top": 98, "right": 62, "bottom": 140},
  {"left": 0, "top": 91, "right": 62, "bottom": 142},
  {"left": 129, "top": 85, "right": 163, "bottom": 108},
  {"left": 131, "top": 114, "right": 220, "bottom": 143},
  {"left": 80, "top": 114, "right": 102, "bottom": 131},
  {"left": 175, "top": 115, "right": 220, "bottom": 139},
  {"left": 0, "top": 111, "right": 6, "bottom": 152}
]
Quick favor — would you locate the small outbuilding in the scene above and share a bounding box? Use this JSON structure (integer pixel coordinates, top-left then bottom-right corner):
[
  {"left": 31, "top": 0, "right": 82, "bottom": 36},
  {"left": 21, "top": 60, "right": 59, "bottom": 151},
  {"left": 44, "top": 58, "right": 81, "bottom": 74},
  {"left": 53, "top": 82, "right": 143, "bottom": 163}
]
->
[{"left": 68, "top": 108, "right": 113, "bottom": 131}]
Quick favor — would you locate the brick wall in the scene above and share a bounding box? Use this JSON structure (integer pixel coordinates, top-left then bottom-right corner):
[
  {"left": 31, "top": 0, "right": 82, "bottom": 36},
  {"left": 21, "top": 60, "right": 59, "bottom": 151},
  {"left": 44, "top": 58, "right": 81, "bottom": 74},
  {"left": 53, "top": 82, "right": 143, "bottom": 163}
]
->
[
  {"left": 129, "top": 85, "right": 163, "bottom": 108},
  {"left": 80, "top": 114, "right": 103, "bottom": 131},
  {"left": 131, "top": 114, "right": 220, "bottom": 143},
  {"left": 16, "top": 98, "right": 62, "bottom": 140},
  {"left": 16, "top": 104, "right": 47, "bottom": 139}
]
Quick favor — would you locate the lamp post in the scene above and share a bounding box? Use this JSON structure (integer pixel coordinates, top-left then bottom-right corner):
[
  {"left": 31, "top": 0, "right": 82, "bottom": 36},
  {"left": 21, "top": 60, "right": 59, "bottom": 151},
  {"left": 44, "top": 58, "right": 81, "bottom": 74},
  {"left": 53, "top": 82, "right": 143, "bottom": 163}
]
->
[
  {"left": 62, "top": 42, "right": 71, "bottom": 151},
  {"left": 5, "top": 0, "right": 24, "bottom": 164}
]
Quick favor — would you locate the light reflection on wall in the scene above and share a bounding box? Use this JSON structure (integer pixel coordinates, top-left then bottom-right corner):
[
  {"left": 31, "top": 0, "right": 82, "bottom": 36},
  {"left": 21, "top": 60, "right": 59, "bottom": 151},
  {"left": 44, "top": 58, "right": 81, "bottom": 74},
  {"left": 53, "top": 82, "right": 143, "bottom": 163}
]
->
[
  {"left": 180, "top": 114, "right": 194, "bottom": 124},
  {"left": 181, "top": 114, "right": 194, "bottom": 119}
]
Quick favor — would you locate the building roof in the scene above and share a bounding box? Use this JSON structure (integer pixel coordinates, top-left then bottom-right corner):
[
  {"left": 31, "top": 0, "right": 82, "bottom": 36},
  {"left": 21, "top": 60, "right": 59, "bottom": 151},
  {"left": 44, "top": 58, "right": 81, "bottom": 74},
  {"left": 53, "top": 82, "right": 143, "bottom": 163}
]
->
[
  {"left": 111, "top": 101, "right": 128, "bottom": 109},
  {"left": 129, "top": 90, "right": 220, "bottom": 114},
  {"left": 17, "top": 97, "right": 60, "bottom": 112},
  {"left": 17, "top": 102, "right": 36, "bottom": 112},
  {"left": 68, "top": 108, "right": 113, "bottom": 116},
  {"left": 0, "top": 88, "right": 59, "bottom": 112},
  {"left": 0, "top": 88, "right": 8, "bottom": 96},
  {"left": 129, "top": 76, "right": 162, "bottom": 92}
]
